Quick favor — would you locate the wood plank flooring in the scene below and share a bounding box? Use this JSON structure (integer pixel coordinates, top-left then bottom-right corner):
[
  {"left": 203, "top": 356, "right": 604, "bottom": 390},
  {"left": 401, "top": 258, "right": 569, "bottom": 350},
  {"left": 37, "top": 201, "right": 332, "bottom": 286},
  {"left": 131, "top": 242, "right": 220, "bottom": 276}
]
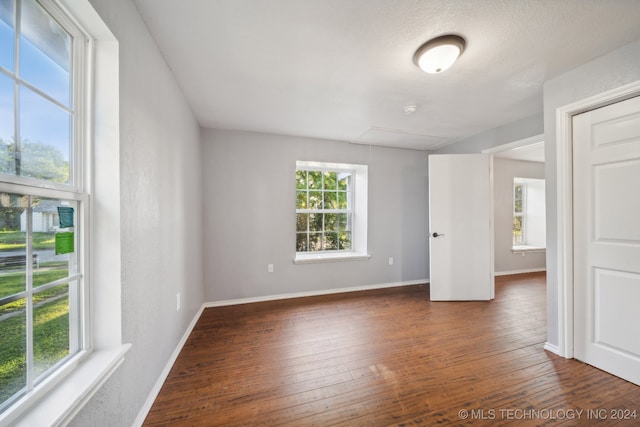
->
[{"left": 144, "top": 273, "right": 640, "bottom": 426}]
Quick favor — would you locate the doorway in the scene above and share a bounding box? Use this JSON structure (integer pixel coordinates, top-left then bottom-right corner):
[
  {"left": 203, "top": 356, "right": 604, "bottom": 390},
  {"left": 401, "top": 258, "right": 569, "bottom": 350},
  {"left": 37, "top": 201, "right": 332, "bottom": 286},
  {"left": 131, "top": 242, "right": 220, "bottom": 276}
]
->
[
  {"left": 483, "top": 135, "right": 547, "bottom": 276},
  {"left": 571, "top": 96, "right": 640, "bottom": 386},
  {"left": 555, "top": 79, "right": 640, "bottom": 384}
]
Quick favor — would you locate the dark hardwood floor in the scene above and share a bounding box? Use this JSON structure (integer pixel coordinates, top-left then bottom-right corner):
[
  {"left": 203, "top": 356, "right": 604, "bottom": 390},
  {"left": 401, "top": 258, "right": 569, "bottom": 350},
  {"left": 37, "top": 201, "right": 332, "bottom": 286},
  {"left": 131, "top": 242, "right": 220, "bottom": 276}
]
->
[{"left": 144, "top": 273, "right": 640, "bottom": 426}]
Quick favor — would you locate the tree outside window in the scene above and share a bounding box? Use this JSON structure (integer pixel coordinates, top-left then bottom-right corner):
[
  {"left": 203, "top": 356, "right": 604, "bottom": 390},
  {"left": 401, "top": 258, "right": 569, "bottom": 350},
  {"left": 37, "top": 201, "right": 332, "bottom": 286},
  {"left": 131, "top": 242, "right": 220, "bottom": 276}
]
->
[{"left": 296, "top": 168, "right": 353, "bottom": 252}]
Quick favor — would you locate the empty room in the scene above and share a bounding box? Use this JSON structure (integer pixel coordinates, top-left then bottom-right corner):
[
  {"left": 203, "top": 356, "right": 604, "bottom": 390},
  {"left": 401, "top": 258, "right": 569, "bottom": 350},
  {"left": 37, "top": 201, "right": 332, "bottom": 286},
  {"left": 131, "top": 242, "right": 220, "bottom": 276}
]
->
[{"left": 1, "top": 0, "right": 640, "bottom": 426}]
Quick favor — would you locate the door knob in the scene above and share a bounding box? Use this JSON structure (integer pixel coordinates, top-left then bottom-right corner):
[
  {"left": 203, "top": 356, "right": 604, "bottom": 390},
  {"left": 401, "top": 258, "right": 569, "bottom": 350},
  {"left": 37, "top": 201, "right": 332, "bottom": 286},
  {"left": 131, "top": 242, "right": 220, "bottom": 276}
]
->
[{"left": 432, "top": 232, "right": 445, "bottom": 238}]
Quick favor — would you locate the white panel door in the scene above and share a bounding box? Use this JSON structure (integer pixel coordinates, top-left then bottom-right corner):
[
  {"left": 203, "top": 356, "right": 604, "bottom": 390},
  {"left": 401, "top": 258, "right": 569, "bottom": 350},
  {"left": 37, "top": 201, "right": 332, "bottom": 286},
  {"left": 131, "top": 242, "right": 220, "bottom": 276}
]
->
[
  {"left": 573, "top": 95, "right": 640, "bottom": 386},
  {"left": 428, "top": 154, "right": 494, "bottom": 301}
]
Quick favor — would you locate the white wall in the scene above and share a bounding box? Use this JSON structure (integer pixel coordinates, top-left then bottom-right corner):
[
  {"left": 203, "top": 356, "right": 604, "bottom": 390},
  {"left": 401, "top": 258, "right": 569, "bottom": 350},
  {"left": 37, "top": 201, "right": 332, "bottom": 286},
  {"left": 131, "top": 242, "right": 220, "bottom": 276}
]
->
[
  {"left": 543, "top": 37, "right": 640, "bottom": 348},
  {"left": 434, "top": 114, "right": 544, "bottom": 155},
  {"left": 202, "top": 129, "right": 429, "bottom": 301},
  {"left": 68, "top": 0, "right": 204, "bottom": 425},
  {"left": 493, "top": 158, "right": 546, "bottom": 273}
]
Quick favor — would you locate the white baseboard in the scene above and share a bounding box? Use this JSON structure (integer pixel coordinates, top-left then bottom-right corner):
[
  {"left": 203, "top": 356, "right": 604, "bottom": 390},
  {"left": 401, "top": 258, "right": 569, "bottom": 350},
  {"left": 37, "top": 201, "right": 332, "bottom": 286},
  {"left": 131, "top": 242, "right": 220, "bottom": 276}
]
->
[
  {"left": 495, "top": 268, "right": 546, "bottom": 277},
  {"left": 132, "top": 305, "right": 205, "bottom": 427},
  {"left": 204, "top": 279, "right": 429, "bottom": 308},
  {"left": 543, "top": 342, "right": 561, "bottom": 356}
]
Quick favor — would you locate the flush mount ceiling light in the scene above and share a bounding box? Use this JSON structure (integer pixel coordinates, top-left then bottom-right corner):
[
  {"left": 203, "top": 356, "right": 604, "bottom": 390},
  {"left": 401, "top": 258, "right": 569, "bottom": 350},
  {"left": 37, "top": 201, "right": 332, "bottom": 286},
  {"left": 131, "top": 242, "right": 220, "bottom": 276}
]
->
[{"left": 413, "top": 34, "right": 465, "bottom": 74}]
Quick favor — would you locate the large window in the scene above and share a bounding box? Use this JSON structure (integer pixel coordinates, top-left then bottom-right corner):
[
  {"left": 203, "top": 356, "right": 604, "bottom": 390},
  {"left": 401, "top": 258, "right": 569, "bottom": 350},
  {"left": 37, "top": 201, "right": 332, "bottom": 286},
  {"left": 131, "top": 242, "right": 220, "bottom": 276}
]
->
[
  {"left": 295, "top": 161, "right": 369, "bottom": 263},
  {"left": 512, "top": 177, "right": 546, "bottom": 250},
  {"left": 512, "top": 182, "right": 525, "bottom": 245},
  {"left": 0, "top": 0, "right": 88, "bottom": 416},
  {"left": 296, "top": 168, "right": 353, "bottom": 252}
]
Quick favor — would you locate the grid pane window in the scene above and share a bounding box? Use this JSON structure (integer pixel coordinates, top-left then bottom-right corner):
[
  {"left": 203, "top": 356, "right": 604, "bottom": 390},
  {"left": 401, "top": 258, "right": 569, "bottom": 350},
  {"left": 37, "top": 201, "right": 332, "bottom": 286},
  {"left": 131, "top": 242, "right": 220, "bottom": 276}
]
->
[
  {"left": 0, "top": 0, "right": 74, "bottom": 186},
  {"left": 0, "top": 0, "right": 86, "bottom": 415},
  {"left": 296, "top": 168, "right": 353, "bottom": 252},
  {"left": 0, "top": 193, "right": 81, "bottom": 412},
  {"left": 513, "top": 182, "right": 525, "bottom": 245}
]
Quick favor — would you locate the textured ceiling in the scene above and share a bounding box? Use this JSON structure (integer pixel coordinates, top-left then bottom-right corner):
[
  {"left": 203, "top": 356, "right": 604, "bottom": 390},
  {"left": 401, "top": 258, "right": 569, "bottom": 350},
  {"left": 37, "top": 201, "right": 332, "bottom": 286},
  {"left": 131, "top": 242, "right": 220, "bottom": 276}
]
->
[{"left": 133, "top": 0, "right": 640, "bottom": 150}]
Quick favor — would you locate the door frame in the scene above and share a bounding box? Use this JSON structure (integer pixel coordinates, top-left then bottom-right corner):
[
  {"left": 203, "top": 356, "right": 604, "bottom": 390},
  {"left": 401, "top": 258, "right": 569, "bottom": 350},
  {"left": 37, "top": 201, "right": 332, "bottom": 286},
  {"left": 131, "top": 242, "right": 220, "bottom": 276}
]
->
[
  {"left": 482, "top": 134, "right": 545, "bottom": 280},
  {"left": 555, "top": 79, "right": 640, "bottom": 358}
]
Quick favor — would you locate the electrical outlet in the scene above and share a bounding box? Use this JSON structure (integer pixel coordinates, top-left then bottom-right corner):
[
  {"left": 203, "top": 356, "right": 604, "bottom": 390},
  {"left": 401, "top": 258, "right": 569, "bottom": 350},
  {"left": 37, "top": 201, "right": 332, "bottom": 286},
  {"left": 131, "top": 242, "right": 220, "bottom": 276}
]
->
[
  {"left": 176, "top": 293, "right": 181, "bottom": 311},
  {"left": 389, "top": 257, "right": 394, "bottom": 265},
  {"left": 268, "top": 264, "right": 274, "bottom": 273}
]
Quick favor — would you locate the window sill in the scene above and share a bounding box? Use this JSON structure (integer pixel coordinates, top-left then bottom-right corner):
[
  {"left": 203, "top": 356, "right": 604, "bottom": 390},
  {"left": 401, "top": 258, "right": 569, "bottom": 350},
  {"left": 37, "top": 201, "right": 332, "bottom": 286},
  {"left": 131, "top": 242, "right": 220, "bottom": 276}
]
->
[
  {"left": 512, "top": 245, "right": 546, "bottom": 254},
  {"left": 4, "top": 344, "right": 131, "bottom": 427},
  {"left": 294, "top": 252, "right": 371, "bottom": 264}
]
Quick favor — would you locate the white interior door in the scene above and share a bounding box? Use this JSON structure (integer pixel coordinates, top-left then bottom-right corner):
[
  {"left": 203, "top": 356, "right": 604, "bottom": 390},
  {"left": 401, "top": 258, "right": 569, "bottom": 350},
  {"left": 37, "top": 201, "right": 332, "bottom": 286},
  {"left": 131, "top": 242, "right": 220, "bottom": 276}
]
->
[
  {"left": 573, "top": 95, "right": 640, "bottom": 386},
  {"left": 428, "top": 154, "right": 494, "bottom": 301}
]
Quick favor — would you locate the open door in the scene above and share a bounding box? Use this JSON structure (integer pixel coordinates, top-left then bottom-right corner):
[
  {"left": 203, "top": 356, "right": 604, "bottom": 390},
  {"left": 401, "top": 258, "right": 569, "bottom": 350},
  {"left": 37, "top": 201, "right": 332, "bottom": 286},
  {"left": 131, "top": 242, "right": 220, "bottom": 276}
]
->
[{"left": 428, "top": 154, "right": 494, "bottom": 301}]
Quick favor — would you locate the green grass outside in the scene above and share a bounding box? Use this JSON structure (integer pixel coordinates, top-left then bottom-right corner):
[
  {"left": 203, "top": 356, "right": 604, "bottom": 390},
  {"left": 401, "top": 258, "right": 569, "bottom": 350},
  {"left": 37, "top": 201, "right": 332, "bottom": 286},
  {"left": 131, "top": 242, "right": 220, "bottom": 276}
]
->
[
  {"left": 0, "top": 231, "right": 56, "bottom": 252},
  {"left": 0, "top": 295, "right": 70, "bottom": 403},
  {"left": 0, "top": 264, "right": 71, "bottom": 405},
  {"left": 0, "top": 265, "right": 69, "bottom": 315}
]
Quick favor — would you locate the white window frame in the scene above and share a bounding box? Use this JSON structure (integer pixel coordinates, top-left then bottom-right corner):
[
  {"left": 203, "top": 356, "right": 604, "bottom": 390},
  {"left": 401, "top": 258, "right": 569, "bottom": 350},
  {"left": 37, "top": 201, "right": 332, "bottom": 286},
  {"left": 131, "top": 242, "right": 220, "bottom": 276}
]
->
[
  {"left": 512, "top": 177, "right": 546, "bottom": 253},
  {"left": 513, "top": 181, "right": 526, "bottom": 245},
  {"left": 0, "top": 1, "right": 129, "bottom": 425},
  {"left": 0, "top": 0, "right": 89, "bottom": 413},
  {"left": 294, "top": 161, "right": 369, "bottom": 264},
  {"left": 0, "top": 0, "right": 86, "bottom": 193},
  {"left": 296, "top": 166, "right": 354, "bottom": 253}
]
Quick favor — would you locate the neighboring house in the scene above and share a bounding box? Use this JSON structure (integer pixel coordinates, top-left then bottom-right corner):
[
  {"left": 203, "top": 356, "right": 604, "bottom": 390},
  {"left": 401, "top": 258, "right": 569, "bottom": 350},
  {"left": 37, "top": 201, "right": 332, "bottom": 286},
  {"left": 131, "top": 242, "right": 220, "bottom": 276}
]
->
[{"left": 19, "top": 200, "right": 59, "bottom": 233}]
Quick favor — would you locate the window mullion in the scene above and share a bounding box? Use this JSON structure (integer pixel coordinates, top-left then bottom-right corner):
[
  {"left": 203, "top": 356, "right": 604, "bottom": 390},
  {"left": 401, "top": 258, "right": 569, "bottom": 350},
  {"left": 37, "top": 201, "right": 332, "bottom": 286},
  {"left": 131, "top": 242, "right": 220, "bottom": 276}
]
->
[
  {"left": 14, "top": 0, "right": 20, "bottom": 77},
  {"left": 25, "top": 196, "right": 34, "bottom": 392},
  {"left": 321, "top": 211, "right": 326, "bottom": 251},
  {"left": 17, "top": 78, "right": 75, "bottom": 113},
  {"left": 306, "top": 212, "right": 311, "bottom": 252},
  {"left": 13, "top": 0, "right": 21, "bottom": 177},
  {"left": 297, "top": 209, "right": 350, "bottom": 214}
]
